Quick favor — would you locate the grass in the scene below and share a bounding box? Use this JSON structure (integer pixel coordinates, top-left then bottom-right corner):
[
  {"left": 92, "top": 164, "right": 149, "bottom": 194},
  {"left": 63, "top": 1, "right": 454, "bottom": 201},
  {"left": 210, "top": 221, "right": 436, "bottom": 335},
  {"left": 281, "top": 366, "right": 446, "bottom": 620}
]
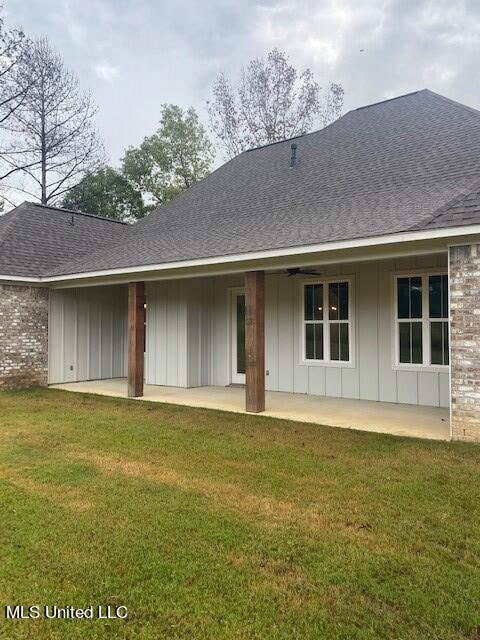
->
[{"left": 0, "top": 388, "right": 479, "bottom": 640}]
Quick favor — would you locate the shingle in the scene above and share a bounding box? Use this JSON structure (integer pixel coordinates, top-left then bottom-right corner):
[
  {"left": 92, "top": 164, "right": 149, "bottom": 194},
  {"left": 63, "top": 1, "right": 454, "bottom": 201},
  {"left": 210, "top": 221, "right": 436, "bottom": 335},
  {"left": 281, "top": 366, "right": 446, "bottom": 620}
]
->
[
  {"left": 0, "top": 202, "right": 128, "bottom": 277},
  {"left": 3, "top": 89, "right": 480, "bottom": 279}
]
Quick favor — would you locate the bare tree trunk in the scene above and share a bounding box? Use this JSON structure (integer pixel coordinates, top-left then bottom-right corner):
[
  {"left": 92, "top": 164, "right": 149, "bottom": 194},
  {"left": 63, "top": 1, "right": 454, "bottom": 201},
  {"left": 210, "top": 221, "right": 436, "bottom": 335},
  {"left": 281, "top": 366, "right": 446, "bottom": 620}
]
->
[
  {"left": 0, "top": 37, "right": 104, "bottom": 205},
  {"left": 40, "top": 102, "right": 47, "bottom": 204}
]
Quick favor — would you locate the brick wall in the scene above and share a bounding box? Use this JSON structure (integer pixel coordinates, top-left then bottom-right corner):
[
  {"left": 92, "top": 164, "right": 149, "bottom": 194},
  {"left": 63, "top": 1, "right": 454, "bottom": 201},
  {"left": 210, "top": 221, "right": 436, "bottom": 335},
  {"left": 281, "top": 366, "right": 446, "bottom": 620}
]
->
[
  {"left": 449, "top": 244, "right": 480, "bottom": 443},
  {"left": 0, "top": 284, "right": 49, "bottom": 389}
]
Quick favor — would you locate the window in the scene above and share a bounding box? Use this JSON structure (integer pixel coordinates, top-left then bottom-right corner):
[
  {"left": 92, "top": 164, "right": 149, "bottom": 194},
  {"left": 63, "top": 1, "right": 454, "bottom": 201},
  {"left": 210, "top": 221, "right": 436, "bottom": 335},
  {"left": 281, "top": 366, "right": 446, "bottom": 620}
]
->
[
  {"left": 395, "top": 273, "right": 449, "bottom": 367},
  {"left": 303, "top": 280, "right": 351, "bottom": 363},
  {"left": 429, "top": 274, "right": 449, "bottom": 365}
]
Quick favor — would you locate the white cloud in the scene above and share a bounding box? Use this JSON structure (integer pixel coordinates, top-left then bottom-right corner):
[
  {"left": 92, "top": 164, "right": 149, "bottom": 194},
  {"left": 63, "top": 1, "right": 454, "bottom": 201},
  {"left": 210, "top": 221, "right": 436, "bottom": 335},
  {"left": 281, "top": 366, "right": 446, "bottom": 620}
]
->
[
  {"left": 93, "top": 60, "right": 119, "bottom": 82},
  {"left": 256, "top": 0, "right": 390, "bottom": 69},
  {"left": 7, "top": 0, "right": 480, "bottom": 163}
]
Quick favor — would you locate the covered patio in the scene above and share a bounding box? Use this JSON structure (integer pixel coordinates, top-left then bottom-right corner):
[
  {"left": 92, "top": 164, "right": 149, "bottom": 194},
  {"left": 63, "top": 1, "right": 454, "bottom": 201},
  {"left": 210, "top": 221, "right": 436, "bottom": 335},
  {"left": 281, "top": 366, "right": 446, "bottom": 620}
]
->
[{"left": 50, "top": 378, "right": 450, "bottom": 441}]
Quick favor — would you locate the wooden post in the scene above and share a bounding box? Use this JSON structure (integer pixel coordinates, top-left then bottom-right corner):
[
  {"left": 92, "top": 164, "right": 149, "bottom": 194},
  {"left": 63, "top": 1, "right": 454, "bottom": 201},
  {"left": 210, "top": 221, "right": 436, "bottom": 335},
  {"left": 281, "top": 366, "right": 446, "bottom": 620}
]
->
[
  {"left": 245, "top": 270, "right": 265, "bottom": 412},
  {"left": 128, "top": 281, "right": 145, "bottom": 397}
]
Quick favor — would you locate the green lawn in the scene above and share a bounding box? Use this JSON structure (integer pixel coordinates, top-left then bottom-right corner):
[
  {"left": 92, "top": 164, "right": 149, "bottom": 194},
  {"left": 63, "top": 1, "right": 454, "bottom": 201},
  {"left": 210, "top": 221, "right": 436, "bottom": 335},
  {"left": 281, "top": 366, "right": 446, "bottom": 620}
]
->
[{"left": 0, "top": 389, "right": 479, "bottom": 640}]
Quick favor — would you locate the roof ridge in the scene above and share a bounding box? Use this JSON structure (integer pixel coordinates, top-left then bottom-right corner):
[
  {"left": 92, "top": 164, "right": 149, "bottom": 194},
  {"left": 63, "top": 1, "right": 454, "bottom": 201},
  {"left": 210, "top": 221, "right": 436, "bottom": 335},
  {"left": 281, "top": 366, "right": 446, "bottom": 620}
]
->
[
  {"left": 354, "top": 89, "right": 424, "bottom": 111},
  {"left": 0, "top": 208, "right": 21, "bottom": 245},
  {"left": 243, "top": 111, "right": 353, "bottom": 154},
  {"left": 25, "top": 201, "right": 129, "bottom": 225},
  {"left": 420, "top": 89, "right": 480, "bottom": 119},
  {"left": 406, "top": 175, "right": 480, "bottom": 231},
  {"left": 239, "top": 90, "right": 446, "bottom": 155},
  {"left": 245, "top": 133, "right": 304, "bottom": 153}
]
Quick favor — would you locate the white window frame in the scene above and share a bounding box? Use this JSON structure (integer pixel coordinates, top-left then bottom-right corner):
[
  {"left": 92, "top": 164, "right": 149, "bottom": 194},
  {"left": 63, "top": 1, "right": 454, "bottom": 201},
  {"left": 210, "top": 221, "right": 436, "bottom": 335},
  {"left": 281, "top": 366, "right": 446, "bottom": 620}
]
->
[
  {"left": 228, "top": 287, "right": 246, "bottom": 384},
  {"left": 300, "top": 276, "right": 355, "bottom": 367},
  {"left": 393, "top": 270, "right": 449, "bottom": 371}
]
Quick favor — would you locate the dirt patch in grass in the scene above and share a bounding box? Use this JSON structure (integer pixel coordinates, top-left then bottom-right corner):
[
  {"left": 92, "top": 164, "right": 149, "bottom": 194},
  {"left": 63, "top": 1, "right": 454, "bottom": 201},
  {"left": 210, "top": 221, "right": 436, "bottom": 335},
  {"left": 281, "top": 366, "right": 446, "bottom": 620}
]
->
[
  {"left": 0, "top": 464, "right": 94, "bottom": 512},
  {"left": 69, "top": 448, "right": 380, "bottom": 543}
]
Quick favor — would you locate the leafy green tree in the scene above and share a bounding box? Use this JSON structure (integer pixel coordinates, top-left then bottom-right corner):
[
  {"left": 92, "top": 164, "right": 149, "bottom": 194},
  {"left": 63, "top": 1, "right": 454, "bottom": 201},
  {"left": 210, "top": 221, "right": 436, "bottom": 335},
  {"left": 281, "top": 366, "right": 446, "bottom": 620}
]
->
[
  {"left": 62, "top": 166, "right": 145, "bottom": 222},
  {"left": 122, "top": 104, "right": 214, "bottom": 206}
]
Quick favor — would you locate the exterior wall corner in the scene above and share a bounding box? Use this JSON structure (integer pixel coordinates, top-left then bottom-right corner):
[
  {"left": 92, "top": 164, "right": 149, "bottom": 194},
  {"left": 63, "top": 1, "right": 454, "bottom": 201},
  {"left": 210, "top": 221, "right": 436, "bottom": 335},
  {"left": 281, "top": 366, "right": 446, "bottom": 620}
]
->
[
  {"left": 0, "top": 284, "right": 49, "bottom": 389},
  {"left": 449, "top": 243, "right": 480, "bottom": 443}
]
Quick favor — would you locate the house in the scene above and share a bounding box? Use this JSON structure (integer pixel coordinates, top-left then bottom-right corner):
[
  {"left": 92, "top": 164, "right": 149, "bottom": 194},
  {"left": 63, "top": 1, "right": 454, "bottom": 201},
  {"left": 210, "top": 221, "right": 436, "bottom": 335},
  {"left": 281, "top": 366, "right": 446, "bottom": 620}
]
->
[{"left": 0, "top": 89, "right": 479, "bottom": 442}]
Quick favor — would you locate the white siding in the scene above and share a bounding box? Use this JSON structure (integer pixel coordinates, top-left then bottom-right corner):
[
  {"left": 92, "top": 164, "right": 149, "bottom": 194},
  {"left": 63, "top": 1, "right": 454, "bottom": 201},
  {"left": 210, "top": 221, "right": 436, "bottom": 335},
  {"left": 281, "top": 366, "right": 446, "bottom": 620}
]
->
[
  {"left": 145, "top": 278, "right": 214, "bottom": 388},
  {"left": 48, "top": 285, "right": 127, "bottom": 384},
  {"left": 144, "top": 253, "right": 449, "bottom": 408}
]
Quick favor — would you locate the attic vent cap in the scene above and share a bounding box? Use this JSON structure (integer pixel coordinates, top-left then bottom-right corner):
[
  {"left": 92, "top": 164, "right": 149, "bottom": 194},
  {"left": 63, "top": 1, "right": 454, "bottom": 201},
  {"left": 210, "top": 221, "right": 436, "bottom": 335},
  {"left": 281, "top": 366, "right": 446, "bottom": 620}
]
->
[{"left": 290, "top": 143, "right": 297, "bottom": 168}]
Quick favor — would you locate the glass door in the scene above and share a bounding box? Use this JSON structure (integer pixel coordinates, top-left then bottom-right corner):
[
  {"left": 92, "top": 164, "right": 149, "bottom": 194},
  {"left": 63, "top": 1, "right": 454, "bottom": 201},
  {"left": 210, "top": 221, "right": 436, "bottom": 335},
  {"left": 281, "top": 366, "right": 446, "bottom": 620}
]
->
[{"left": 231, "top": 289, "right": 246, "bottom": 384}]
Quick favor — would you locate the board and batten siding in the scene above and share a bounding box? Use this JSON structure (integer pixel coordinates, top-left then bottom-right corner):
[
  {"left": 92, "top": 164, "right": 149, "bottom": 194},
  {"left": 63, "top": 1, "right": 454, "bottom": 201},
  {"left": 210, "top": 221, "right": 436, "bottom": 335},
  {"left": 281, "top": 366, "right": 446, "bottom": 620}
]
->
[
  {"left": 143, "top": 253, "right": 449, "bottom": 408},
  {"left": 145, "top": 279, "right": 213, "bottom": 388},
  {"left": 48, "top": 285, "right": 127, "bottom": 384}
]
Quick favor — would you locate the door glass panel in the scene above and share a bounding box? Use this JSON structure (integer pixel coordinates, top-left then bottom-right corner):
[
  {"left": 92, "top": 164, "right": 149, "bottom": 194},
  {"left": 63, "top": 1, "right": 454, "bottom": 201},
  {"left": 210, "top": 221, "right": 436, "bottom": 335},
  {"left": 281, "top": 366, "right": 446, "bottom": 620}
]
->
[{"left": 236, "top": 295, "right": 245, "bottom": 374}]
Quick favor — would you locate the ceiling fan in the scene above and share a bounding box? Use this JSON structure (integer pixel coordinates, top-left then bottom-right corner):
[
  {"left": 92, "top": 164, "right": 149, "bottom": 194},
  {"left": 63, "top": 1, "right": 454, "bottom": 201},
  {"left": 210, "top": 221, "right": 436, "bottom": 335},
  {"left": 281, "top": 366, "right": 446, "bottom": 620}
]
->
[
  {"left": 286, "top": 267, "right": 320, "bottom": 277},
  {"left": 269, "top": 267, "right": 321, "bottom": 277}
]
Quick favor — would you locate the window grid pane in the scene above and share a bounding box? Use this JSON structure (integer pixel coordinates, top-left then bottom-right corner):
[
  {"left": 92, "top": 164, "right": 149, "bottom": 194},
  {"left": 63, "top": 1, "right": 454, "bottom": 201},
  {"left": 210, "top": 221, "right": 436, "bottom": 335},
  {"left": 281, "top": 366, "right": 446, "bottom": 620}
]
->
[
  {"left": 411, "top": 322, "right": 423, "bottom": 363},
  {"left": 397, "top": 278, "right": 410, "bottom": 319},
  {"left": 340, "top": 323, "right": 349, "bottom": 361},
  {"left": 313, "top": 284, "right": 323, "bottom": 321},
  {"left": 305, "top": 323, "right": 315, "bottom": 360},
  {"left": 330, "top": 323, "right": 339, "bottom": 360},
  {"left": 314, "top": 324, "right": 324, "bottom": 360},
  {"left": 399, "top": 322, "right": 411, "bottom": 363},
  {"left": 411, "top": 277, "right": 422, "bottom": 318},
  {"left": 329, "top": 283, "right": 339, "bottom": 321},
  {"left": 305, "top": 323, "right": 324, "bottom": 360},
  {"left": 304, "top": 284, "right": 313, "bottom": 321},
  {"left": 305, "top": 284, "right": 323, "bottom": 321},
  {"left": 442, "top": 275, "right": 448, "bottom": 319},
  {"left": 430, "top": 320, "right": 449, "bottom": 365},
  {"left": 443, "top": 321, "right": 449, "bottom": 365},
  {"left": 397, "top": 277, "right": 423, "bottom": 319},
  {"left": 399, "top": 321, "right": 423, "bottom": 364}
]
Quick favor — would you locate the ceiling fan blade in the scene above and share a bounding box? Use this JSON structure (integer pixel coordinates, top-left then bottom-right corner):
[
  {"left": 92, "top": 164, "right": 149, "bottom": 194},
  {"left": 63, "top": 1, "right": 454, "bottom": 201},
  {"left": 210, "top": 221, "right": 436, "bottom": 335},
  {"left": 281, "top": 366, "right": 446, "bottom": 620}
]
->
[{"left": 287, "top": 267, "right": 320, "bottom": 277}]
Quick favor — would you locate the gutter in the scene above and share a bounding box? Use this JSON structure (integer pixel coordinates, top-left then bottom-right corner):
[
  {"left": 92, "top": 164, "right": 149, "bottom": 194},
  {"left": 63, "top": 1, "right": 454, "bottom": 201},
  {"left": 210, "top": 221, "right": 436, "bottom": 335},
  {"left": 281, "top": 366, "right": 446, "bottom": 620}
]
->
[{"left": 1, "top": 224, "right": 480, "bottom": 285}]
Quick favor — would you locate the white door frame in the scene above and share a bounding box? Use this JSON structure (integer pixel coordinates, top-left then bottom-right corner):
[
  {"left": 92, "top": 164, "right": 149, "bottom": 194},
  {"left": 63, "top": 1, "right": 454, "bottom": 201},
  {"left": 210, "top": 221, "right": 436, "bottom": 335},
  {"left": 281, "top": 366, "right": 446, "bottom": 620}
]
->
[{"left": 230, "top": 287, "right": 246, "bottom": 384}]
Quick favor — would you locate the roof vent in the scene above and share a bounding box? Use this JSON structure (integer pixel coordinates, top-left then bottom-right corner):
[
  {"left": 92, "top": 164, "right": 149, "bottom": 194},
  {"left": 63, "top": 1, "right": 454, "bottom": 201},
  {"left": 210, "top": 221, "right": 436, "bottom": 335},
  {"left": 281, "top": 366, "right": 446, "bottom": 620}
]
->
[{"left": 290, "top": 143, "right": 297, "bottom": 168}]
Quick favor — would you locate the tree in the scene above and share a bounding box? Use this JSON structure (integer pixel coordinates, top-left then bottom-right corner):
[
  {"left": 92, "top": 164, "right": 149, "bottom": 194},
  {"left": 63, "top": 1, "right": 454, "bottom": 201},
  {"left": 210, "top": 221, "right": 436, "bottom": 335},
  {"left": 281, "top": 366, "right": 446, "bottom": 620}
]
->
[
  {"left": 1, "top": 37, "right": 104, "bottom": 204},
  {"left": 122, "top": 104, "right": 214, "bottom": 206},
  {"left": 207, "top": 48, "right": 344, "bottom": 158},
  {"left": 62, "top": 167, "right": 145, "bottom": 222},
  {"left": 0, "top": 11, "right": 33, "bottom": 180}
]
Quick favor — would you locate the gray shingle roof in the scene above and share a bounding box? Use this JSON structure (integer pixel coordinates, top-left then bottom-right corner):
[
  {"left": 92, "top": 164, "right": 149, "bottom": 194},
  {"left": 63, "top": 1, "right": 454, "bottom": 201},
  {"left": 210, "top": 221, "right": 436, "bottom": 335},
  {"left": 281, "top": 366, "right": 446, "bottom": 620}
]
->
[
  {"left": 0, "top": 202, "right": 128, "bottom": 277},
  {"left": 3, "top": 89, "right": 480, "bottom": 279}
]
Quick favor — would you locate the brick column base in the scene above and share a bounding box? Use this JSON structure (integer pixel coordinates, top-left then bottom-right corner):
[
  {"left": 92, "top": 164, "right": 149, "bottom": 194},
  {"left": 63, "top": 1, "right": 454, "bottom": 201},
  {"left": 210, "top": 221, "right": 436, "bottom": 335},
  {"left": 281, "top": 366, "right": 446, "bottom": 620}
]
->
[
  {"left": 0, "top": 284, "right": 49, "bottom": 389},
  {"left": 449, "top": 244, "right": 480, "bottom": 443}
]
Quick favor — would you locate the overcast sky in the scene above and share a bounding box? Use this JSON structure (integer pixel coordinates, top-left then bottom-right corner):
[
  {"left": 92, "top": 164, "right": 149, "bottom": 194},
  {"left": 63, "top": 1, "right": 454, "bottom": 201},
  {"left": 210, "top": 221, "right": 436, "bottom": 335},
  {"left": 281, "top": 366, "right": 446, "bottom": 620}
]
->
[{"left": 6, "top": 0, "right": 480, "bottom": 165}]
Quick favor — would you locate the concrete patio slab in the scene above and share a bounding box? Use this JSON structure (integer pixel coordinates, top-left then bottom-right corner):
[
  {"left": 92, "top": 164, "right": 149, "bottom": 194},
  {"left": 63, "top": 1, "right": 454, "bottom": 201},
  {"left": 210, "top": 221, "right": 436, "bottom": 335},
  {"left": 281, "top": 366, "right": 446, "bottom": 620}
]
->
[{"left": 50, "top": 378, "right": 450, "bottom": 441}]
